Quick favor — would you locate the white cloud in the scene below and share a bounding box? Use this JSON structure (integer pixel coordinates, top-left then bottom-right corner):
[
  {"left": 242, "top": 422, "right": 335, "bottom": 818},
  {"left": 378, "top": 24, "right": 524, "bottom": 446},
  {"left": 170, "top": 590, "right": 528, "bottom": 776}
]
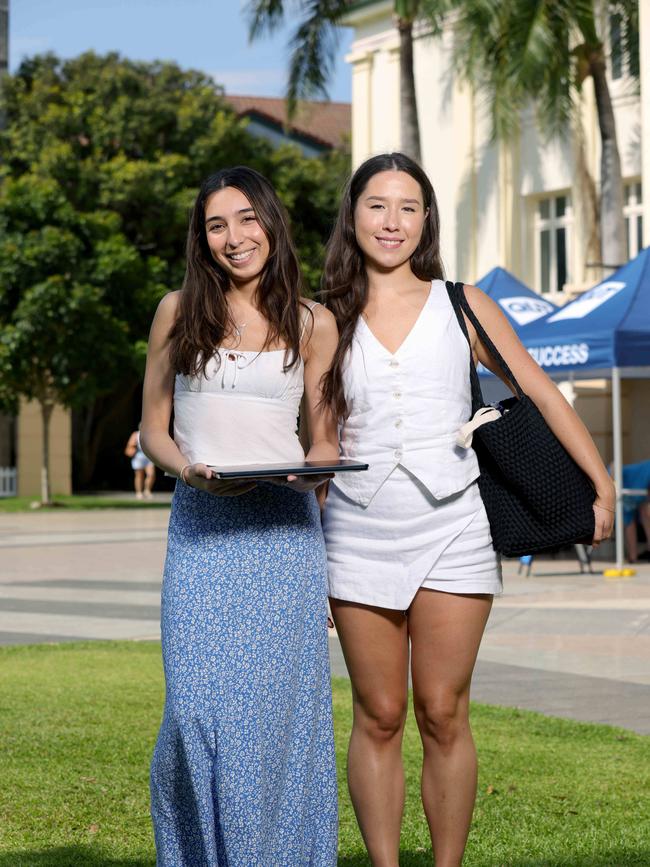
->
[{"left": 210, "top": 68, "right": 286, "bottom": 97}]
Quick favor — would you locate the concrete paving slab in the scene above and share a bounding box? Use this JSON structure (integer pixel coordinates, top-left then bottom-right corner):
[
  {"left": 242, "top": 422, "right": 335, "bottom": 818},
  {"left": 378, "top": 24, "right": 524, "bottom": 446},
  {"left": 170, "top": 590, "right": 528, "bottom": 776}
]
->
[
  {"left": 1, "top": 506, "right": 649, "bottom": 735},
  {"left": 0, "top": 612, "right": 159, "bottom": 641},
  {"left": 470, "top": 659, "right": 650, "bottom": 735}
]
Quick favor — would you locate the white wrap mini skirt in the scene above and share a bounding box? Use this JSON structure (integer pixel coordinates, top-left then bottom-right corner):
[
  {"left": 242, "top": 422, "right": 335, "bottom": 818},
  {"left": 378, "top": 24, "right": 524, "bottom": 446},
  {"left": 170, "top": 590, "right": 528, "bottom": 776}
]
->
[{"left": 323, "top": 466, "right": 502, "bottom": 611}]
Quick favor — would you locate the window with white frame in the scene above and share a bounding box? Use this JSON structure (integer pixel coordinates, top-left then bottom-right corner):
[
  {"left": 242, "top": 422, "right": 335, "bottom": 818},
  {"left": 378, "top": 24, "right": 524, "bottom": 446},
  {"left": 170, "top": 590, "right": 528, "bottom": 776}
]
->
[
  {"left": 624, "top": 180, "right": 643, "bottom": 260},
  {"left": 534, "top": 195, "right": 572, "bottom": 294},
  {"left": 609, "top": 9, "right": 639, "bottom": 81}
]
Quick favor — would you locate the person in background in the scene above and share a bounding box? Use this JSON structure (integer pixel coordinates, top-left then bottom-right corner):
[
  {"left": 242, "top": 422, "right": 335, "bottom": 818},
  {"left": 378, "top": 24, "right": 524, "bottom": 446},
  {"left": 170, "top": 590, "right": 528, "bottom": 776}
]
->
[
  {"left": 124, "top": 427, "right": 155, "bottom": 499},
  {"left": 621, "top": 459, "right": 650, "bottom": 562},
  {"left": 140, "top": 165, "right": 339, "bottom": 865}
]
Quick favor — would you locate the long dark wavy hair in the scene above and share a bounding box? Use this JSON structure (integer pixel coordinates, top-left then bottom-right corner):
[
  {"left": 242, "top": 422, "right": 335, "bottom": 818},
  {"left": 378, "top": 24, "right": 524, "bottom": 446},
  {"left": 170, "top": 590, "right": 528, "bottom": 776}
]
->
[
  {"left": 168, "top": 166, "right": 306, "bottom": 376},
  {"left": 320, "top": 152, "right": 444, "bottom": 419}
]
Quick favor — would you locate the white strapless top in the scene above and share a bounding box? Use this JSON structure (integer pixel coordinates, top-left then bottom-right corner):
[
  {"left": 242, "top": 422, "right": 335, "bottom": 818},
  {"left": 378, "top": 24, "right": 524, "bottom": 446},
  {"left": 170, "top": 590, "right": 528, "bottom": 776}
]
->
[{"left": 173, "top": 347, "right": 305, "bottom": 466}]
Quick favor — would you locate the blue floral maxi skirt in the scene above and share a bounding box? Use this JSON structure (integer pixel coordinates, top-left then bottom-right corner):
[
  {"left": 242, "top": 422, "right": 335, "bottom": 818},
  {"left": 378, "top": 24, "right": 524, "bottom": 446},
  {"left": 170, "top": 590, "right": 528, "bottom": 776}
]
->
[{"left": 150, "top": 482, "right": 338, "bottom": 866}]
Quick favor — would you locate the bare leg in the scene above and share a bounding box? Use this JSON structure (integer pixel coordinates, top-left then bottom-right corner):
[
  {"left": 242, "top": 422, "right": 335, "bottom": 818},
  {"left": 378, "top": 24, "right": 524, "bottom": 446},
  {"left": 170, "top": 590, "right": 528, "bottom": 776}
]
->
[
  {"left": 625, "top": 519, "right": 638, "bottom": 562},
  {"left": 134, "top": 469, "right": 144, "bottom": 498},
  {"left": 330, "top": 599, "right": 409, "bottom": 867},
  {"left": 408, "top": 590, "right": 493, "bottom": 867},
  {"left": 638, "top": 502, "right": 650, "bottom": 555},
  {"left": 144, "top": 463, "right": 156, "bottom": 497}
]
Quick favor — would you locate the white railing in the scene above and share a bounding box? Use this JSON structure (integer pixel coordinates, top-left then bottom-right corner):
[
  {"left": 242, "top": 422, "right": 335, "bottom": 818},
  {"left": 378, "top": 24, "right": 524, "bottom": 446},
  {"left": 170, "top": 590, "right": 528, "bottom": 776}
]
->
[{"left": 0, "top": 467, "right": 17, "bottom": 497}]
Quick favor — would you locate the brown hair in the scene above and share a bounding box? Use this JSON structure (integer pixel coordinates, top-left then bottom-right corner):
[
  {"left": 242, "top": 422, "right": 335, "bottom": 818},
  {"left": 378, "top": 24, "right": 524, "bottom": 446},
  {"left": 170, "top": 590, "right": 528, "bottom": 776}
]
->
[
  {"left": 320, "top": 152, "right": 444, "bottom": 419},
  {"left": 168, "top": 166, "right": 306, "bottom": 376}
]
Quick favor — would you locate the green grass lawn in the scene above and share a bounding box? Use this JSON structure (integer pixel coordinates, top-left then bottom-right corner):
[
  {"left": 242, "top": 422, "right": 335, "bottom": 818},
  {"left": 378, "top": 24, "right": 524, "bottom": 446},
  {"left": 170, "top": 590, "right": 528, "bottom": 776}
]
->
[
  {"left": 0, "top": 641, "right": 648, "bottom": 866},
  {"left": 0, "top": 495, "right": 170, "bottom": 513}
]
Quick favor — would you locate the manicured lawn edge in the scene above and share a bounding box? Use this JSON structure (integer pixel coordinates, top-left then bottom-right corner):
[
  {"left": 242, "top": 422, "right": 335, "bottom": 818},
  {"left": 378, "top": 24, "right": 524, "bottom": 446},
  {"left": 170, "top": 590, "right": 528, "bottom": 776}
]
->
[
  {"left": 1, "top": 641, "right": 648, "bottom": 866},
  {"left": 0, "top": 495, "right": 170, "bottom": 513}
]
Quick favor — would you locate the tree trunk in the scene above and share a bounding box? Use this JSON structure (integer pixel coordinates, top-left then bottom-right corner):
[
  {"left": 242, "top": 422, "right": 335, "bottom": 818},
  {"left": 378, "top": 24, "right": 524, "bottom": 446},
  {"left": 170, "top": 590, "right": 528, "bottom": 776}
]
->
[
  {"left": 74, "top": 379, "right": 139, "bottom": 487},
  {"left": 397, "top": 17, "right": 422, "bottom": 162},
  {"left": 590, "top": 51, "right": 626, "bottom": 270},
  {"left": 40, "top": 400, "right": 53, "bottom": 505}
]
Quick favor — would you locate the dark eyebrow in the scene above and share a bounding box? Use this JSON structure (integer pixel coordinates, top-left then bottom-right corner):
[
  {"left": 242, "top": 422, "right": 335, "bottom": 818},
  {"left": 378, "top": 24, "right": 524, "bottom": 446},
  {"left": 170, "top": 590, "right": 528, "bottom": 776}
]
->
[
  {"left": 205, "top": 207, "right": 255, "bottom": 226},
  {"left": 365, "top": 195, "right": 421, "bottom": 205}
]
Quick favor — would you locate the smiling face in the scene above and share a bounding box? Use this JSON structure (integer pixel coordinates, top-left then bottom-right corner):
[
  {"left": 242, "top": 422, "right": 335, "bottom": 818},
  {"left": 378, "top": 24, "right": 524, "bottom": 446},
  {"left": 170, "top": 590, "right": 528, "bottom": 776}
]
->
[
  {"left": 204, "top": 186, "right": 271, "bottom": 287},
  {"left": 353, "top": 170, "right": 428, "bottom": 273}
]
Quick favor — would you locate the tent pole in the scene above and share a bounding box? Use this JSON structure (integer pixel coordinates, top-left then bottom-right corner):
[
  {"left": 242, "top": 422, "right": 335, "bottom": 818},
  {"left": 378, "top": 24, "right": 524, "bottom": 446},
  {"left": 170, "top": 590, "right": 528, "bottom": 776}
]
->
[{"left": 612, "top": 367, "right": 624, "bottom": 569}]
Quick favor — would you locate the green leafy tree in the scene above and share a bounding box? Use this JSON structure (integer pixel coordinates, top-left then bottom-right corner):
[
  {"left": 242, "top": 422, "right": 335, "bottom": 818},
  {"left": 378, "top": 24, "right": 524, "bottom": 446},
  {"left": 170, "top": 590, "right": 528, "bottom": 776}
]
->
[
  {"left": 246, "top": 0, "right": 443, "bottom": 161},
  {"left": 450, "top": 0, "right": 639, "bottom": 270},
  {"left": 0, "top": 52, "right": 349, "bottom": 489},
  {"left": 0, "top": 278, "right": 131, "bottom": 503}
]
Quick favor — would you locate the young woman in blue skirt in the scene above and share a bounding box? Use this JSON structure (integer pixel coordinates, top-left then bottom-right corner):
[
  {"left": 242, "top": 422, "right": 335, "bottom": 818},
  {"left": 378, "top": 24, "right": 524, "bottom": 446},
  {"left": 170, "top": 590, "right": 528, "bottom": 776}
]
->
[{"left": 140, "top": 166, "right": 339, "bottom": 865}]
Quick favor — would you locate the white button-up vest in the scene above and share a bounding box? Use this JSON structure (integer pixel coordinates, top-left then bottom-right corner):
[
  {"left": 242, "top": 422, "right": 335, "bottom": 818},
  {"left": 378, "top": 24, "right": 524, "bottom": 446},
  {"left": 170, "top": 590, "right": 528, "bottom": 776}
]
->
[{"left": 332, "top": 279, "right": 480, "bottom": 507}]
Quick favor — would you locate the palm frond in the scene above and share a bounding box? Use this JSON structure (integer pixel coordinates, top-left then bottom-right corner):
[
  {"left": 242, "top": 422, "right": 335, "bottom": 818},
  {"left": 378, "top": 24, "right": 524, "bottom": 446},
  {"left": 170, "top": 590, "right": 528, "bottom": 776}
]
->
[
  {"left": 419, "top": 0, "right": 453, "bottom": 35},
  {"left": 394, "top": 0, "right": 422, "bottom": 22},
  {"left": 572, "top": 0, "right": 600, "bottom": 46},
  {"left": 450, "top": 0, "right": 527, "bottom": 140},
  {"left": 449, "top": 0, "right": 579, "bottom": 141},
  {"left": 285, "top": 0, "right": 349, "bottom": 115},
  {"left": 246, "top": 0, "right": 287, "bottom": 41}
]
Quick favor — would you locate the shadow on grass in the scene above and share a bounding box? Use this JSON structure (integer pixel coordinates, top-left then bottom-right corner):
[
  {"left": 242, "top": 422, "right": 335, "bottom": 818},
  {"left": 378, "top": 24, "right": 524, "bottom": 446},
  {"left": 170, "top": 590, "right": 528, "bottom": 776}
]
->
[
  {"left": 337, "top": 852, "right": 650, "bottom": 867},
  {"left": 512, "top": 858, "right": 650, "bottom": 867},
  {"left": 338, "top": 855, "right": 428, "bottom": 866},
  {"left": 3, "top": 848, "right": 649, "bottom": 867},
  {"left": 0, "top": 848, "right": 155, "bottom": 867}
]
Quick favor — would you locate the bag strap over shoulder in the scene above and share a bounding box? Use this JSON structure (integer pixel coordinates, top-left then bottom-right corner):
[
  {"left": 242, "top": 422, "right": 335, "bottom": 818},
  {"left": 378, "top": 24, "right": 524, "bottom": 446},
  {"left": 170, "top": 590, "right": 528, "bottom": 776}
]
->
[
  {"left": 445, "top": 281, "right": 484, "bottom": 412},
  {"left": 445, "top": 280, "right": 525, "bottom": 405}
]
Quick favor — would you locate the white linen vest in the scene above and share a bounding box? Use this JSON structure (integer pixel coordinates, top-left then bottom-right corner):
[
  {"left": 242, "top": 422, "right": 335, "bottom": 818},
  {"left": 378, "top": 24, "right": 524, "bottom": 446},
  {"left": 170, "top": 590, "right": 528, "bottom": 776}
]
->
[{"left": 332, "top": 279, "right": 479, "bottom": 507}]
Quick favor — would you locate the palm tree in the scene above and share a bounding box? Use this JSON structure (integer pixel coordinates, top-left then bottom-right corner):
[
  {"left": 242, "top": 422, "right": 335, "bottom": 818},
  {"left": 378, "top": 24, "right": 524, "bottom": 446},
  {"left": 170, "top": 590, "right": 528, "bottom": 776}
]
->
[
  {"left": 245, "top": 0, "right": 444, "bottom": 162},
  {"left": 449, "top": 0, "right": 639, "bottom": 270}
]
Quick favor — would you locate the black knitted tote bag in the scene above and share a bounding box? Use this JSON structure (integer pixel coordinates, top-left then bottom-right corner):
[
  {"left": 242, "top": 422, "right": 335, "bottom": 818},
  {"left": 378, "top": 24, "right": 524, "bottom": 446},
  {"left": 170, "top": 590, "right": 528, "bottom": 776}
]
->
[{"left": 446, "top": 281, "right": 595, "bottom": 557}]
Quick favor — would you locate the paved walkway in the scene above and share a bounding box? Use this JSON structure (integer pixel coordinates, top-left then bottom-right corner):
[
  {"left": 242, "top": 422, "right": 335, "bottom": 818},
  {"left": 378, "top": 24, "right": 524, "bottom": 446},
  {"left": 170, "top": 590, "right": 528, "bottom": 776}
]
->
[{"left": 1, "top": 506, "right": 649, "bottom": 734}]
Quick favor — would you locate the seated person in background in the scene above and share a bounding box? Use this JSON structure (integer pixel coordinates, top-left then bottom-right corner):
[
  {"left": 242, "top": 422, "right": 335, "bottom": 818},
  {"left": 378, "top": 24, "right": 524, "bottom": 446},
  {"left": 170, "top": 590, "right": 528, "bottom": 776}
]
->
[{"left": 621, "top": 460, "right": 650, "bottom": 562}]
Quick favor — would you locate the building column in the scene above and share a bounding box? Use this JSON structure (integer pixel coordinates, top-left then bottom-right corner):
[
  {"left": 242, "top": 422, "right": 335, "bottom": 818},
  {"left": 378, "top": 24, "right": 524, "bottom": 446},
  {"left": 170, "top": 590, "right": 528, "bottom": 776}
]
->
[
  {"left": 17, "top": 399, "right": 72, "bottom": 498},
  {"left": 640, "top": 0, "right": 650, "bottom": 246},
  {"left": 498, "top": 133, "right": 520, "bottom": 273},
  {"left": 348, "top": 53, "right": 374, "bottom": 168}
]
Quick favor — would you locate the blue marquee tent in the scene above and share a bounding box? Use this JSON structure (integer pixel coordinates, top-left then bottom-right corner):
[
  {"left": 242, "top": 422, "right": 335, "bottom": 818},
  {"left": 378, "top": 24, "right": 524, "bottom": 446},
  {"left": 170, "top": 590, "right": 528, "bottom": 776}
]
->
[
  {"left": 474, "top": 268, "right": 558, "bottom": 403},
  {"left": 521, "top": 247, "right": 650, "bottom": 375},
  {"left": 476, "top": 266, "right": 558, "bottom": 331},
  {"left": 516, "top": 248, "right": 650, "bottom": 569}
]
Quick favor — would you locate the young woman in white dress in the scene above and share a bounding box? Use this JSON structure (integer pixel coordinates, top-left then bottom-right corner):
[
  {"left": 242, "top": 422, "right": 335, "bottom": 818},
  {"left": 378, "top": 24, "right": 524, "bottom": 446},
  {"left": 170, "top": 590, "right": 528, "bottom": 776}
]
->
[{"left": 320, "top": 152, "right": 615, "bottom": 867}]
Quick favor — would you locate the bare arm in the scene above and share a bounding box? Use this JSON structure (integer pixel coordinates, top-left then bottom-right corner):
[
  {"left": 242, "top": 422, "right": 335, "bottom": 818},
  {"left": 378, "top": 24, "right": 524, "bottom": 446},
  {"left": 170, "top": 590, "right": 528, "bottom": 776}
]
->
[
  {"left": 124, "top": 431, "right": 139, "bottom": 456},
  {"left": 140, "top": 291, "right": 254, "bottom": 496},
  {"left": 278, "top": 303, "right": 339, "bottom": 499},
  {"left": 139, "top": 291, "right": 188, "bottom": 477},
  {"left": 302, "top": 302, "right": 340, "bottom": 463},
  {"left": 463, "top": 284, "right": 615, "bottom": 544}
]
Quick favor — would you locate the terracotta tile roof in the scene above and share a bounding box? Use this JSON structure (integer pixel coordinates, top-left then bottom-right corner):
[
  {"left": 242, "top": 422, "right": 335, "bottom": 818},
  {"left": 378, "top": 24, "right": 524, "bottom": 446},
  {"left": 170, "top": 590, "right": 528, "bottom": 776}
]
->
[{"left": 226, "top": 95, "right": 350, "bottom": 150}]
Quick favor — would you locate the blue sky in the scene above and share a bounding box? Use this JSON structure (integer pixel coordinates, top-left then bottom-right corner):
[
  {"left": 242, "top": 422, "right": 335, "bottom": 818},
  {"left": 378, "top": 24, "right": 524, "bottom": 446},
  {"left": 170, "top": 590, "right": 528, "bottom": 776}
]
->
[{"left": 10, "top": 0, "right": 354, "bottom": 102}]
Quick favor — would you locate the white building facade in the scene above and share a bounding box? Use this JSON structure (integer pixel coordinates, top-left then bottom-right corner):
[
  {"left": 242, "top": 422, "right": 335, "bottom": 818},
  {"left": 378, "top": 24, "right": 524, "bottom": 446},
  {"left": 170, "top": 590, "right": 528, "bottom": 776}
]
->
[
  {"left": 343, "top": 1, "right": 650, "bottom": 473},
  {"left": 344, "top": 1, "right": 648, "bottom": 302}
]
